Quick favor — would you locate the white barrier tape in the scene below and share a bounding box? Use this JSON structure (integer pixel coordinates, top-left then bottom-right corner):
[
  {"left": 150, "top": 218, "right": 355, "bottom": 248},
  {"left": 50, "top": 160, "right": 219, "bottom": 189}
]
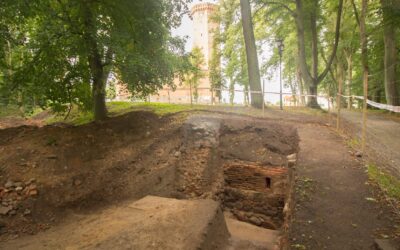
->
[{"left": 344, "top": 95, "right": 400, "bottom": 113}]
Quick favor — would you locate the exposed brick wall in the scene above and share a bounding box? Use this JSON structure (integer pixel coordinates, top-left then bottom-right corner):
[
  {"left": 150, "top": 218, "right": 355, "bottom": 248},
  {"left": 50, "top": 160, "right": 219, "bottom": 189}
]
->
[
  {"left": 224, "top": 164, "right": 288, "bottom": 195},
  {"left": 223, "top": 163, "right": 289, "bottom": 230}
]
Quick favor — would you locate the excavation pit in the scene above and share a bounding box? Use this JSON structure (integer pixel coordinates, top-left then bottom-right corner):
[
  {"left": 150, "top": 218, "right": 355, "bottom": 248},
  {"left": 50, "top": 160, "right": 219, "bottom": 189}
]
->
[{"left": 223, "top": 163, "right": 291, "bottom": 230}]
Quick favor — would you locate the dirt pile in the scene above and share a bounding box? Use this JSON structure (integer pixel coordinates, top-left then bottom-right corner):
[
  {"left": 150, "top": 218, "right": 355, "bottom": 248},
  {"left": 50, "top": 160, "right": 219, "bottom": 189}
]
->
[{"left": 0, "top": 110, "right": 299, "bottom": 247}]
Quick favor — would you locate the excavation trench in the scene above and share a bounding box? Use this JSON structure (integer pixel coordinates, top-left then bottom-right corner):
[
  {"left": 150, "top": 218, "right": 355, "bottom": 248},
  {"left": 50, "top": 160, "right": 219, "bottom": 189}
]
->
[{"left": 177, "top": 114, "right": 299, "bottom": 248}]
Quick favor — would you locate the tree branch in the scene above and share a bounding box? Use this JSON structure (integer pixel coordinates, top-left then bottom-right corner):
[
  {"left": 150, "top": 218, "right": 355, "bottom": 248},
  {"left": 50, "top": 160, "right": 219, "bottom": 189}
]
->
[
  {"left": 317, "top": 0, "right": 344, "bottom": 83},
  {"left": 254, "top": 0, "right": 296, "bottom": 17}
]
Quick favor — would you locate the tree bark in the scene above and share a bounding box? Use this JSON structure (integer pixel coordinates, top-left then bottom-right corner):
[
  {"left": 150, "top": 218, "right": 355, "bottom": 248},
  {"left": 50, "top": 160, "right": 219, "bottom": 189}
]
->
[
  {"left": 83, "top": 3, "right": 108, "bottom": 121},
  {"left": 295, "top": 0, "right": 343, "bottom": 108},
  {"left": 239, "top": 0, "right": 263, "bottom": 108},
  {"left": 360, "top": 0, "right": 369, "bottom": 152},
  {"left": 296, "top": 67, "right": 306, "bottom": 105},
  {"left": 345, "top": 52, "right": 353, "bottom": 109},
  {"left": 381, "top": 0, "right": 399, "bottom": 106},
  {"left": 229, "top": 78, "right": 235, "bottom": 105}
]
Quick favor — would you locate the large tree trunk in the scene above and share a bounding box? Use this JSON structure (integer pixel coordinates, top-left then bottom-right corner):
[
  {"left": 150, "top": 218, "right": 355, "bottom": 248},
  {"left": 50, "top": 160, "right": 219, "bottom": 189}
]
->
[
  {"left": 239, "top": 0, "right": 263, "bottom": 108},
  {"left": 295, "top": 0, "right": 343, "bottom": 108},
  {"left": 381, "top": 0, "right": 399, "bottom": 106},
  {"left": 360, "top": 0, "right": 369, "bottom": 152},
  {"left": 345, "top": 53, "right": 353, "bottom": 109},
  {"left": 83, "top": 3, "right": 108, "bottom": 121},
  {"left": 296, "top": 67, "right": 306, "bottom": 105},
  {"left": 309, "top": 2, "right": 320, "bottom": 108}
]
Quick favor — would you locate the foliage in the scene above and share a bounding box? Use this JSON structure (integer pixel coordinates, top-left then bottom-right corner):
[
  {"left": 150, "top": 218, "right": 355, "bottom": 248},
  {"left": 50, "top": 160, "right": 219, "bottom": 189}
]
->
[
  {"left": 0, "top": 0, "right": 192, "bottom": 120},
  {"left": 184, "top": 46, "right": 206, "bottom": 103}
]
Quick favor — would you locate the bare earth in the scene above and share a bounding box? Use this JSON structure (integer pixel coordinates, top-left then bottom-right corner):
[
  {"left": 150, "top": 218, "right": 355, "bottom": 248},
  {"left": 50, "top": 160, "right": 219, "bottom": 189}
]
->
[
  {"left": 0, "top": 107, "right": 398, "bottom": 249},
  {"left": 340, "top": 110, "right": 400, "bottom": 178},
  {"left": 290, "top": 122, "right": 399, "bottom": 249}
]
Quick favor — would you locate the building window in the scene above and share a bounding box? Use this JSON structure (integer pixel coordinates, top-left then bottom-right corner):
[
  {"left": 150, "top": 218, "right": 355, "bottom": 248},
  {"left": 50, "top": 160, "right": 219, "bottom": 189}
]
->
[{"left": 265, "top": 177, "right": 271, "bottom": 189}]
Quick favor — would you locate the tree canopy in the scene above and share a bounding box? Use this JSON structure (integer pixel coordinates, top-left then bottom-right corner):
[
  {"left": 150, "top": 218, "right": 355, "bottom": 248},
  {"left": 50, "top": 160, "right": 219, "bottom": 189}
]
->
[{"left": 0, "top": 0, "right": 191, "bottom": 120}]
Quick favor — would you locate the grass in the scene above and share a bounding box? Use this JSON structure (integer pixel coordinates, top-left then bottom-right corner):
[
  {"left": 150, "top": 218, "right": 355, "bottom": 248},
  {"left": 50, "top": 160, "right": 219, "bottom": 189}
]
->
[
  {"left": 367, "top": 163, "right": 400, "bottom": 201},
  {"left": 346, "top": 137, "right": 361, "bottom": 149},
  {"left": 44, "top": 102, "right": 196, "bottom": 126},
  {"left": 0, "top": 104, "right": 23, "bottom": 118},
  {"left": 45, "top": 110, "right": 94, "bottom": 126},
  {"left": 127, "top": 102, "right": 194, "bottom": 115}
]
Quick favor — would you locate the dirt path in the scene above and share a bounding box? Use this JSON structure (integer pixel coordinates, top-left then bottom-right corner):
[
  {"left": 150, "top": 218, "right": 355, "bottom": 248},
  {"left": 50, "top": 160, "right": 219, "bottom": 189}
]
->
[
  {"left": 340, "top": 110, "right": 400, "bottom": 177},
  {"left": 290, "top": 123, "right": 398, "bottom": 249}
]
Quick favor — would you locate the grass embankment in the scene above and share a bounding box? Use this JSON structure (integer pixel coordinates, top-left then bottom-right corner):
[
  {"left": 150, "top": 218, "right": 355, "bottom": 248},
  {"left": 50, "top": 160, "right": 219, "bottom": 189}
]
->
[
  {"left": 368, "top": 164, "right": 400, "bottom": 201},
  {"left": 45, "top": 102, "right": 196, "bottom": 125}
]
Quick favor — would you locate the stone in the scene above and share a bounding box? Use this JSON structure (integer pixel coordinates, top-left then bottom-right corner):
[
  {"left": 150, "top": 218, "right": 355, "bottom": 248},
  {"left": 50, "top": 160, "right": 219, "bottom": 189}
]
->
[
  {"left": 25, "top": 178, "right": 36, "bottom": 186},
  {"left": 0, "top": 205, "right": 13, "bottom": 215},
  {"left": 28, "top": 184, "right": 37, "bottom": 190},
  {"left": 15, "top": 187, "right": 23, "bottom": 192},
  {"left": 355, "top": 151, "right": 363, "bottom": 158},
  {"left": 9, "top": 210, "right": 17, "bottom": 216},
  {"left": 249, "top": 216, "right": 262, "bottom": 226},
  {"left": 14, "top": 182, "right": 24, "bottom": 188},
  {"left": 374, "top": 239, "right": 399, "bottom": 250},
  {"left": 4, "top": 180, "right": 14, "bottom": 189},
  {"left": 23, "top": 209, "right": 31, "bottom": 216},
  {"left": 287, "top": 154, "right": 297, "bottom": 161},
  {"left": 74, "top": 179, "right": 82, "bottom": 186},
  {"left": 174, "top": 151, "right": 181, "bottom": 158},
  {"left": 28, "top": 189, "right": 38, "bottom": 196}
]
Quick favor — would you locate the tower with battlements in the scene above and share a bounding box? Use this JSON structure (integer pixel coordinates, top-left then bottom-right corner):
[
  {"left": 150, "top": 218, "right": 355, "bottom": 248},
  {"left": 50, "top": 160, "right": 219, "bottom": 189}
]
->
[{"left": 150, "top": 2, "right": 219, "bottom": 104}]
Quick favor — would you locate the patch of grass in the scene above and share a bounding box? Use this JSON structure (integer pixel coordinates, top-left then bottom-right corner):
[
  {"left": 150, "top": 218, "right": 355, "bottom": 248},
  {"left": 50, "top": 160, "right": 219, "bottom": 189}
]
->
[
  {"left": 107, "top": 101, "right": 136, "bottom": 114},
  {"left": 346, "top": 137, "right": 360, "bottom": 149},
  {"left": 296, "top": 176, "right": 315, "bottom": 201},
  {"left": 0, "top": 104, "right": 23, "bottom": 118},
  {"left": 133, "top": 102, "right": 194, "bottom": 115},
  {"left": 45, "top": 108, "right": 94, "bottom": 126},
  {"left": 368, "top": 163, "right": 400, "bottom": 200}
]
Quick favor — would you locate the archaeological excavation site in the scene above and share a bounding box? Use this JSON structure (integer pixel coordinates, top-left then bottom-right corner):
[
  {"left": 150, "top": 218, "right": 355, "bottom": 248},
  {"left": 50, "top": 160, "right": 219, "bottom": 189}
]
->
[{"left": 0, "top": 111, "right": 300, "bottom": 249}]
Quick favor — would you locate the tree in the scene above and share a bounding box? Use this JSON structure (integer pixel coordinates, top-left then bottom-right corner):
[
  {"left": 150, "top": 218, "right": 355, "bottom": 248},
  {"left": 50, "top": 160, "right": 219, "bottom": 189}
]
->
[
  {"left": 239, "top": 0, "right": 263, "bottom": 108},
  {"left": 185, "top": 47, "right": 205, "bottom": 104},
  {"left": 294, "top": 0, "right": 344, "bottom": 108},
  {"left": 381, "top": 0, "right": 399, "bottom": 106},
  {"left": 1, "top": 0, "right": 190, "bottom": 121},
  {"left": 209, "top": 32, "right": 224, "bottom": 103}
]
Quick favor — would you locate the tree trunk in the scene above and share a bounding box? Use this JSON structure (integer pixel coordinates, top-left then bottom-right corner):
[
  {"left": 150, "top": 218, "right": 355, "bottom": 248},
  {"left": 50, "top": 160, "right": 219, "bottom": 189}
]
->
[
  {"left": 297, "top": 66, "right": 306, "bottom": 105},
  {"left": 229, "top": 78, "right": 234, "bottom": 105},
  {"left": 83, "top": 3, "right": 107, "bottom": 121},
  {"left": 381, "top": 0, "right": 399, "bottom": 106},
  {"left": 309, "top": 2, "right": 319, "bottom": 108},
  {"left": 345, "top": 53, "right": 353, "bottom": 109},
  {"left": 239, "top": 0, "right": 263, "bottom": 108},
  {"left": 244, "top": 84, "right": 250, "bottom": 106},
  {"left": 360, "top": 0, "right": 369, "bottom": 152},
  {"left": 295, "top": 0, "right": 343, "bottom": 108}
]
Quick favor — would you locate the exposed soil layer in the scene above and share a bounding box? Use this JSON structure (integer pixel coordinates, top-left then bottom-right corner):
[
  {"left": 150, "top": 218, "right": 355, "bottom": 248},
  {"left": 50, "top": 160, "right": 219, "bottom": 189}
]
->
[
  {"left": 1, "top": 108, "right": 398, "bottom": 249},
  {"left": 0, "top": 111, "right": 298, "bottom": 245}
]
